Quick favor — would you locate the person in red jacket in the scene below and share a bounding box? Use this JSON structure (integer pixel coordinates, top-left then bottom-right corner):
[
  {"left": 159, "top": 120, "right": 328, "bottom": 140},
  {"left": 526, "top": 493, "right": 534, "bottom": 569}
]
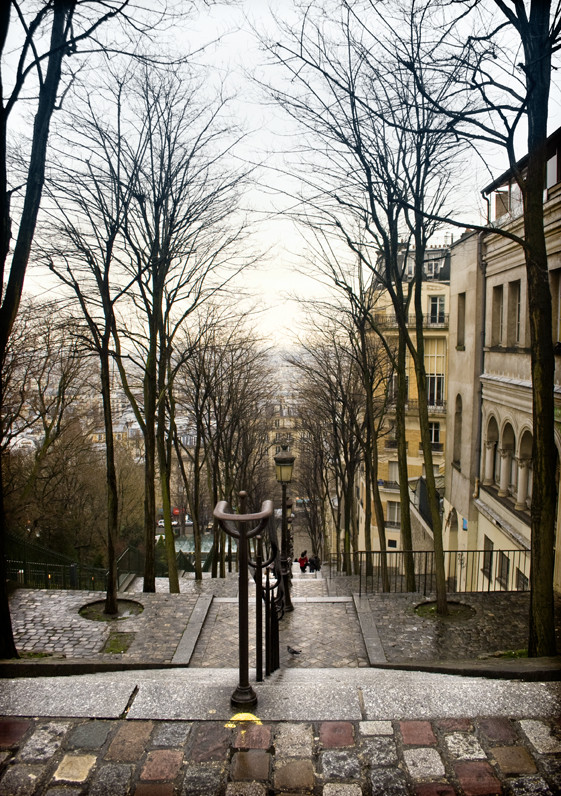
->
[{"left": 298, "top": 550, "right": 308, "bottom": 573}]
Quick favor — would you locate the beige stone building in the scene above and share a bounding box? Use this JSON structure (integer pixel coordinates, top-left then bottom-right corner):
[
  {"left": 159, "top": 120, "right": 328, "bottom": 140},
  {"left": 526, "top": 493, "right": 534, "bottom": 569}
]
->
[
  {"left": 443, "top": 126, "right": 561, "bottom": 595},
  {"left": 356, "top": 250, "right": 450, "bottom": 552}
]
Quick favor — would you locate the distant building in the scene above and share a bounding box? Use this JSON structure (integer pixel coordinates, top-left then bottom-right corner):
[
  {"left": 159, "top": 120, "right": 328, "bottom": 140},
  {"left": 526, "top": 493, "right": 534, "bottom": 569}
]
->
[{"left": 356, "top": 246, "right": 450, "bottom": 552}]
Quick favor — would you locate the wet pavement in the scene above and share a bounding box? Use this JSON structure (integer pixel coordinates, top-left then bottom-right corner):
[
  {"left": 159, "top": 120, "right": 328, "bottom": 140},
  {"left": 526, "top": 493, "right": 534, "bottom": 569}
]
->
[
  {"left": 8, "top": 566, "right": 559, "bottom": 670},
  {"left": 1, "top": 565, "right": 561, "bottom": 794}
]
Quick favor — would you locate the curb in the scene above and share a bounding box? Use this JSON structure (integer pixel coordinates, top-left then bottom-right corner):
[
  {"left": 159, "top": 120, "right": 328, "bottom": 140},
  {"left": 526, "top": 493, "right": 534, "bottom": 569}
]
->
[{"left": 1, "top": 655, "right": 560, "bottom": 682}]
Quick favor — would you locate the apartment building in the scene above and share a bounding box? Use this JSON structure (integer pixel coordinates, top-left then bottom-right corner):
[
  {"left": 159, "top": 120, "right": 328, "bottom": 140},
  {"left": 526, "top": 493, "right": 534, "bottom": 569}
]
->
[
  {"left": 444, "top": 126, "right": 561, "bottom": 594},
  {"left": 356, "top": 248, "right": 451, "bottom": 552}
]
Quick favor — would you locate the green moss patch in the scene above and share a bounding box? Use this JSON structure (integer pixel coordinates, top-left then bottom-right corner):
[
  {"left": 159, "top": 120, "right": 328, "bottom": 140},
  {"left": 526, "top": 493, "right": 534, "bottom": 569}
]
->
[{"left": 102, "top": 632, "right": 135, "bottom": 654}]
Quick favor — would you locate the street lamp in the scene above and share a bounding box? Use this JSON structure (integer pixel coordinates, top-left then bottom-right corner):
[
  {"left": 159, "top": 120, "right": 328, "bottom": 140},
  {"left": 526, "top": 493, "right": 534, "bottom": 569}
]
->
[{"left": 274, "top": 443, "right": 295, "bottom": 612}]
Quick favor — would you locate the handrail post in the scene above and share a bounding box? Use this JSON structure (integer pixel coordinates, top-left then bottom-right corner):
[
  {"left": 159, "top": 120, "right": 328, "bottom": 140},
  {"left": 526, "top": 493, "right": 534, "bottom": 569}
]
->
[
  {"left": 214, "top": 492, "right": 273, "bottom": 710},
  {"left": 234, "top": 512, "right": 255, "bottom": 708},
  {"left": 255, "top": 536, "right": 263, "bottom": 682}
]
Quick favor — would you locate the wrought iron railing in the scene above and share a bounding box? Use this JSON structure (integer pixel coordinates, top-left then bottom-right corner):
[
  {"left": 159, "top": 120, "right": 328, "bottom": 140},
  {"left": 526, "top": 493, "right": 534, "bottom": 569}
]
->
[
  {"left": 6, "top": 534, "right": 107, "bottom": 591},
  {"left": 327, "top": 548, "right": 531, "bottom": 597}
]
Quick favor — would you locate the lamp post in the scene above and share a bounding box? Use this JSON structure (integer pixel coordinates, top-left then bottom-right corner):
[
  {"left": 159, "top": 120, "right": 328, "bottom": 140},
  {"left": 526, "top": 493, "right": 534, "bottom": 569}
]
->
[{"left": 274, "top": 443, "right": 295, "bottom": 612}]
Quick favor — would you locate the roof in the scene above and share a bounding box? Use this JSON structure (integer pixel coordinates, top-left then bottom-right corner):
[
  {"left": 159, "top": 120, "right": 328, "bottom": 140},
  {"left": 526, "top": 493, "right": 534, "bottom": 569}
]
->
[{"left": 482, "top": 125, "right": 561, "bottom": 195}]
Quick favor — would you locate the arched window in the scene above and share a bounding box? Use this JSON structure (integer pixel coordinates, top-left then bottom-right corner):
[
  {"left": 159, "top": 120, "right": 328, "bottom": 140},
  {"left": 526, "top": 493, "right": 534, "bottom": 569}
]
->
[
  {"left": 500, "top": 423, "right": 516, "bottom": 497},
  {"left": 484, "top": 416, "right": 499, "bottom": 486}
]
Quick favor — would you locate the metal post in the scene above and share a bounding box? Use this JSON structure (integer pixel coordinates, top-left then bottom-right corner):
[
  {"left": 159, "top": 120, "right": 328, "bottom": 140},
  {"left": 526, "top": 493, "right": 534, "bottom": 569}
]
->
[
  {"left": 214, "top": 493, "right": 273, "bottom": 710},
  {"left": 265, "top": 567, "right": 271, "bottom": 677},
  {"left": 229, "top": 492, "right": 257, "bottom": 709},
  {"left": 281, "top": 483, "right": 294, "bottom": 612},
  {"left": 255, "top": 536, "right": 263, "bottom": 682}
]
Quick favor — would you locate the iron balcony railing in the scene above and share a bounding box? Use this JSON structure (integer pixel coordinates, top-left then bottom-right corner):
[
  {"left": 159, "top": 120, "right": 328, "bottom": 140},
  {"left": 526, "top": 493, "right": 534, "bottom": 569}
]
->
[
  {"left": 327, "top": 548, "right": 530, "bottom": 597},
  {"left": 373, "top": 313, "right": 449, "bottom": 330},
  {"left": 387, "top": 399, "right": 448, "bottom": 415}
]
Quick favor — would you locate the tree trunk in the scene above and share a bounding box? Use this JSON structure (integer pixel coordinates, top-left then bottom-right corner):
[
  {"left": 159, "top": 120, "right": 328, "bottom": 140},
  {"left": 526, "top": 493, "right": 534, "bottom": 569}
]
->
[
  {"left": 157, "top": 377, "right": 179, "bottom": 594},
  {"left": 0, "top": 0, "right": 74, "bottom": 657},
  {"left": 372, "top": 443, "right": 390, "bottom": 592},
  {"left": 395, "top": 333, "right": 416, "bottom": 590},
  {"left": 143, "top": 347, "right": 157, "bottom": 592},
  {"left": 522, "top": 0, "right": 556, "bottom": 656},
  {"left": 100, "top": 348, "right": 119, "bottom": 615}
]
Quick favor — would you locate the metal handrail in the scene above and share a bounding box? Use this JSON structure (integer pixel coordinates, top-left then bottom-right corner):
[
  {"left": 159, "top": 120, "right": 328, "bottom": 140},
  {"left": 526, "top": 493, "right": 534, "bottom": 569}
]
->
[{"left": 214, "top": 493, "right": 274, "bottom": 710}]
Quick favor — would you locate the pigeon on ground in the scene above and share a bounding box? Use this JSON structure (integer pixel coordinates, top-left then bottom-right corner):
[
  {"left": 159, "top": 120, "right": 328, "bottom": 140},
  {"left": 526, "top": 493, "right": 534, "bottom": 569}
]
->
[{"left": 287, "top": 645, "right": 302, "bottom": 655}]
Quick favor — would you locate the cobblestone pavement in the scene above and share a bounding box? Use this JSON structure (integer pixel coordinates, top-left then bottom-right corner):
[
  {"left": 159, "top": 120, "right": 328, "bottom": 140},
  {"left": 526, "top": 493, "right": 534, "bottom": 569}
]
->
[
  {"left": 1, "top": 713, "right": 561, "bottom": 795},
  {"left": 3, "top": 570, "right": 561, "bottom": 793},
  {"left": 189, "top": 599, "right": 368, "bottom": 669},
  {"left": 7, "top": 571, "right": 560, "bottom": 668},
  {"left": 366, "top": 592, "right": 561, "bottom": 664},
  {"left": 8, "top": 589, "right": 199, "bottom": 664}
]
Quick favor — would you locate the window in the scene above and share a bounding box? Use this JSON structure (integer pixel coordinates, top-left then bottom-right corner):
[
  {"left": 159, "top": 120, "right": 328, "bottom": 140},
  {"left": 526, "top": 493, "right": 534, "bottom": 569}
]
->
[
  {"left": 508, "top": 280, "right": 521, "bottom": 345},
  {"left": 429, "top": 295, "right": 445, "bottom": 324},
  {"left": 492, "top": 285, "right": 504, "bottom": 345},
  {"left": 516, "top": 568, "right": 529, "bottom": 591},
  {"left": 546, "top": 151, "right": 559, "bottom": 189},
  {"left": 427, "top": 375, "right": 445, "bottom": 406},
  {"left": 425, "top": 339, "right": 446, "bottom": 406},
  {"left": 429, "top": 422, "right": 440, "bottom": 446},
  {"left": 497, "top": 551, "right": 510, "bottom": 589},
  {"left": 386, "top": 501, "right": 401, "bottom": 527},
  {"left": 483, "top": 536, "right": 494, "bottom": 580},
  {"left": 388, "top": 539, "right": 398, "bottom": 549},
  {"left": 550, "top": 269, "right": 561, "bottom": 344},
  {"left": 457, "top": 292, "right": 466, "bottom": 348},
  {"left": 388, "top": 461, "right": 400, "bottom": 485},
  {"left": 453, "top": 395, "right": 462, "bottom": 467}
]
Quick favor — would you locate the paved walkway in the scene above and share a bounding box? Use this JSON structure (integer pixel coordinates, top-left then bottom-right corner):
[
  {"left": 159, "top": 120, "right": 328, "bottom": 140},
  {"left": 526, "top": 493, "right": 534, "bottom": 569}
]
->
[
  {"left": 2, "top": 566, "right": 561, "bottom": 794},
  {"left": 0, "top": 669, "right": 560, "bottom": 794},
  {"left": 8, "top": 567, "right": 559, "bottom": 671}
]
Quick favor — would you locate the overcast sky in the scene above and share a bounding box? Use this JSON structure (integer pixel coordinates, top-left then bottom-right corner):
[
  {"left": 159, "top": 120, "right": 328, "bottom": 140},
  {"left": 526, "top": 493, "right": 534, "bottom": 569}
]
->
[{"left": 20, "top": 0, "right": 561, "bottom": 347}]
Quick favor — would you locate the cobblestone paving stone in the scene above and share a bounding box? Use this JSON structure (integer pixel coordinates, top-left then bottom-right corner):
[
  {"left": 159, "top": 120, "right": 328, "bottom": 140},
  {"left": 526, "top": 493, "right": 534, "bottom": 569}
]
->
[
  {"left": 9, "top": 572, "right": 561, "bottom": 667},
  {"left": 188, "top": 599, "right": 369, "bottom": 668},
  {"left": 365, "top": 592, "right": 561, "bottom": 663},
  {"left": 9, "top": 589, "right": 199, "bottom": 664},
  {"left": 1, "top": 715, "right": 560, "bottom": 795}
]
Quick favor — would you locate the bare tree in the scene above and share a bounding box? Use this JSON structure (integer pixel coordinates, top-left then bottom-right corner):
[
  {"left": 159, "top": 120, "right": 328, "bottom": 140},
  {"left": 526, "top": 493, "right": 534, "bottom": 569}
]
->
[
  {"left": 262, "top": 3, "right": 459, "bottom": 608},
  {"left": 42, "top": 67, "right": 148, "bottom": 613},
  {"left": 290, "top": 327, "right": 365, "bottom": 573},
  {"left": 374, "top": 0, "right": 561, "bottom": 654},
  {"left": 0, "top": 0, "right": 178, "bottom": 663},
  {"left": 109, "top": 68, "right": 252, "bottom": 592},
  {"left": 176, "top": 315, "right": 273, "bottom": 578}
]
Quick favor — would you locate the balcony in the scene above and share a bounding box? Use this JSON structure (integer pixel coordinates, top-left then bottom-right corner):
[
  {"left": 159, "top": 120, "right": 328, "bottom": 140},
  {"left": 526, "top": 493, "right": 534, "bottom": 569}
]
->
[
  {"left": 388, "top": 399, "right": 447, "bottom": 415},
  {"left": 377, "top": 479, "right": 400, "bottom": 491},
  {"left": 419, "top": 442, "right": 444, "bottom": 453},
  {"left": 372, "top": 313, "right": 449, "bottom": 330},
  {"left": 384, "top": 439, "right": 408, "bottom": 451}
]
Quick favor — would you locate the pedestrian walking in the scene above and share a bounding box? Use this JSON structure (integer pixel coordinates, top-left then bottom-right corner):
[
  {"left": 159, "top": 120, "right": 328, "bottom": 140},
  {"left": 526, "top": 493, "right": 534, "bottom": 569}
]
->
[
  {"left": 298, "top": 550, "right": 308, "bottom": 573},
  {"left": 310, "top": 553, "right": 321, "bottom": 572}
]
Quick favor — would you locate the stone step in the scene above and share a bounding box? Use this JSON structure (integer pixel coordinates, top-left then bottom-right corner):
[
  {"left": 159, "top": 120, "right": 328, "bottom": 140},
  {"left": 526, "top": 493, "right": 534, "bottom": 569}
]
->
[{"left": 1, "top": 667, "right": 559, "bottom": 723}]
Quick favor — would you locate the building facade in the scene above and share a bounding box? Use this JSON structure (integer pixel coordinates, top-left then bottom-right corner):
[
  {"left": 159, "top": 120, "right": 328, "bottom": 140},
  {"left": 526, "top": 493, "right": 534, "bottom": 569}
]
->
[
  {"left": 443, "top": 126, "right": 561, "bottom": 595},
  {"left": 356, "top": 249, "right": 450, "bottom": 552}
]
